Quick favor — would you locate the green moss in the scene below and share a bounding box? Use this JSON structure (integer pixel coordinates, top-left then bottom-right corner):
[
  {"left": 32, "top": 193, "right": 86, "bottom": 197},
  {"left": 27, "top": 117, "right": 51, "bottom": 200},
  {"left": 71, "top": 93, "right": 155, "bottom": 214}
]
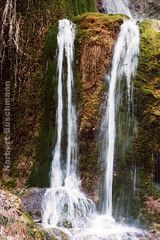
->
[
  {"left": 71, "top": 0, "right": 97, "bottom": 15},
  {"left": 73, "top": 12, "right": 128, "bottom": 23},
  {"left": 29, "top": 26, "right": 58, "bottom": 187},
  {"left": 3, "top": 178, "right": 17, "bottom": 188},
  {"left": 28, "top": 227, "right": 47, "bottom": 240},
  {"left": 135, "top": 19, "right": 160, "bottom": 163},
  {"left": 23, "top": 212, "right": 34, "bottom": 226},
  {"left": 140, "top": 87, "right": 154, "bottom": 96},
  {"left": 137, "top": 20, "right": 160, "bottom": 84},
  {"left": 145, "top": 181, "right": 160, "bottom": 199},
  {"left": 0, "top": 214, "right": 8, "bottom": 225},
  {"left": 73, "top": 13, "right": 127, "bottom": 49},
  {"left": 134, "top": 20, "right": 160, "bottom": 226}
]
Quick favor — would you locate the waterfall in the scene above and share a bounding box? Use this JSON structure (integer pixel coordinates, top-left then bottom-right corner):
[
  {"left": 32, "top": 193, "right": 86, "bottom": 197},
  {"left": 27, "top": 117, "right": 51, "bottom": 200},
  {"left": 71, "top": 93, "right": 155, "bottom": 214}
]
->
[
  {"left": 100, "top": 19, "right": 140, "bottom": 216},
  {"left": 42, "top": 2, "right": 149, "bottom": 240},
  {"left": 42, "top": 19, "right": 94, "bottom": 228}
]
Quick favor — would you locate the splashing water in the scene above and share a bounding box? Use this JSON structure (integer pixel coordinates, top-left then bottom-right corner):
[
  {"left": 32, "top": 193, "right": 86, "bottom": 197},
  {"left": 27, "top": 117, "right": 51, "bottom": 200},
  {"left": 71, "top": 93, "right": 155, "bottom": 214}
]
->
[
  {"left": 42, "top": 19, "right": 94, "bottom": 228},
  {"left": 71, "top": 214, "right": 147, "bottom": 240}
]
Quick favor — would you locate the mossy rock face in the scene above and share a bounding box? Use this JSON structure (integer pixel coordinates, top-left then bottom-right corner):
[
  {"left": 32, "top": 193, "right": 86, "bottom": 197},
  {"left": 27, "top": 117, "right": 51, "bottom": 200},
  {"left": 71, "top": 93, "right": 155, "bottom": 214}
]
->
[
  {"left": 71, "top": 0, "right": 97, "bottom": 15},
  {"left": 0, "top": 214, "right": 8, "bottom": 225},
  {"left": 134, "top": 19, "right": 160, "bottom": 226},
  {"left": 28, "top": 24, "right": 58, "bottom": 187},
  {"left": 135, "top": 19, "right": 160, "bottom": 171},
  {"left": 74, "top": 13, "right": 126, "bottom": 198}
]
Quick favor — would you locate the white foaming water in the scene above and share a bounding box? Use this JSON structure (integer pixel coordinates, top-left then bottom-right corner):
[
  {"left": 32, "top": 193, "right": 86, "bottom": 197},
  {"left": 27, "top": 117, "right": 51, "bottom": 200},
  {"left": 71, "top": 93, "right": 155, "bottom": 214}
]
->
[
  {"left": 100, "top": 19, "right": 140, "bottom": 216},
  {"left": 71, "top": 214, "right": 146, "bottom": 240},
  {"left": 42, "top": 19, "right": 94, "bottom": 228},
  {"left": 102, "top": 0, "right": 132, "bottom": 18}
]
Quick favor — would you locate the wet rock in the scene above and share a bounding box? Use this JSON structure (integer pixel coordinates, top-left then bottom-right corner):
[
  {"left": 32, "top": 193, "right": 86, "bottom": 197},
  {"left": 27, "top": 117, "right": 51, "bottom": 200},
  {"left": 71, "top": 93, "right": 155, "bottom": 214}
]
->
[
  {"left": 131, "top": 0, "right": 160, "bottom": 19},
  {"left": 96, "top": 0, "right": 105, "bottom": 13},
  {"left": 42, "top": 227, "right": 70, "bottom": 240},
  {"left": 21, "top": 187, "right": 46, "bottom": 220}
]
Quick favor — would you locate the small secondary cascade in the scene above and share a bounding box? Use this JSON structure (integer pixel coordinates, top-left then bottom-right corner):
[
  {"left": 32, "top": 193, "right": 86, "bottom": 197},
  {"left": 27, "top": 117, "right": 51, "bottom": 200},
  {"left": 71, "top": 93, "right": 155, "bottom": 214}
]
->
[
  {"left": 102, "top": 0, "right": 132, "bottom": 18},
  {"left": 42, "top": 19, "right": 94, "bottom": 228},
  {"left": 0, "top": 0, "right": 20, "bottom": 68},
  {"left": 0, "top": 0, "right": 20, "bottom": 95}
]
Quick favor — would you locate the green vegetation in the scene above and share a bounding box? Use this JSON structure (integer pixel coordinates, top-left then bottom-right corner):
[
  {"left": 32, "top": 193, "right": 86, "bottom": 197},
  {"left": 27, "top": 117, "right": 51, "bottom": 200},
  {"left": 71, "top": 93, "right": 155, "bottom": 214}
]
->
[
  {"left": 29, "top": 27, "right": 58, "bottom": 187},
  {"left": 0, "top": 214, "right": 8, "bottom": 225},
  {"left": 135, "top": 19, "right": 160, "bottom": 162},
  {"left": 133, "top": 19, "right": 160, "bottom": 226},
  {"left": 71, "top": 0, "right": 97, "bottom": 15},
  {"left": 137, "top": 20, "right": 160, "bottom": 85}
]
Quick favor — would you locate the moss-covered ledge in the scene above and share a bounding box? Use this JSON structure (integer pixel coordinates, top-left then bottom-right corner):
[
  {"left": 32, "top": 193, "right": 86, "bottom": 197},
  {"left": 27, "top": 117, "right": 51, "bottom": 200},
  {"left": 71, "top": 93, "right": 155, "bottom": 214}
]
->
[{"left": 73, "top": 13, "right": 127, "bottom": 199}]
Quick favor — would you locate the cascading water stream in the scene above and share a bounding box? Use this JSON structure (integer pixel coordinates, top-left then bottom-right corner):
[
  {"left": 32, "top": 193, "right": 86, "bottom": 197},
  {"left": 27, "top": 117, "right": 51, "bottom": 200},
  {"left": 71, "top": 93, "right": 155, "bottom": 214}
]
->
[
  {"left": 100, "top": 19, "right": 140, "bottom": 217},
  {"left": 42, "top": 19, "right": 94, "bottom": 229},
  {"left": 72, "top": 0, "right": 148, "bottom": 239},
  {"left": 72, "top": 17, "right": 145, "bottom": 240}
]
